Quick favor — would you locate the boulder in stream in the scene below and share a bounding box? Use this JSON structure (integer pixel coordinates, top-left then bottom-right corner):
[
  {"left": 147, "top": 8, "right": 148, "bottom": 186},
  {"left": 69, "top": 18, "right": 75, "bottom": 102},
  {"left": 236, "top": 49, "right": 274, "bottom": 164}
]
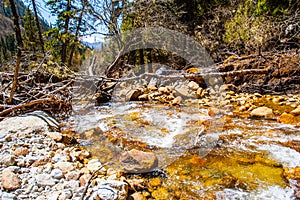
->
[
  {"left": 125, "top": 89, "right": 144, "bottom": 101},
  {"left": 250, "top": 107, "right": 274, "bottom": 119},
  {"left": 278, "top": 113, "right": 298, "bottom": 125},
  {"left": 291, "top": 107, "right": 300, "bottom": 115},
  {"left": 119, "top": 149, "right": 158, "bottom": 173}
]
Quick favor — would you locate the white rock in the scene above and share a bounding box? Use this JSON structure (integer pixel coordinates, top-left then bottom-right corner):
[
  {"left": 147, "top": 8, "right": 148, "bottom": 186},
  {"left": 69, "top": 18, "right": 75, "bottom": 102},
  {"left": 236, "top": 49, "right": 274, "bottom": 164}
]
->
[
  {"left": 54, "top": 161, "right": 75, "bottom": 173},
  {"left": 51, "top": 168, "right": 64, "bottom": 179},
  {"left": 48, "top": 191, "right": 60, "bottom": 200},
  {"left": 36, "top": 174, "right": 56, "bottom": 187},
  {"left": 1, "top": 192, "right": 16, "bottom": 200},
  {"left": 63, "top": 180, "right": 80, "bottom": 190},
  {"left": 0, "top": 154, "right": 16, "bottom": 166},
  {"left": 47, "top": 132, "right": 62, "bottom": 142},
  {"left": 171, "top": 96, "right": 182, "bottom": 105},
  {"left": 0, "top": 116, "right": 49, "bottom": 135},
  {"left": 188, "top": 81, "right": 199, "bottom": 90},
  {"left": 90, "top": 186, "right": 118, "bottom": 200},
  {"left": 94, "top": 179, "right": 128, "bottom": 200},
  {"left": 87, "top": 159, "right": 102, "bottom": 172},
  {"left": 65, "top": 170, "right": 80, "bottom": 181},
  {"left": 36, "top": 196, "right": 47, "bottom": 200},
  {"left": 0, "top": 133, "right": 8, "bottom": 142},
  {"left": 174, "top": 84, "right": 192, "bottom": 98},
  {"left": 158, "top": 87, "right": 170, "bottom": 94},
  {"left": 52, "top": 154, "right": 68, "bottom": 163},
  {"left": 130, "top": 192, "right": 145, "bottom": 200},
  {"left": 2, "top": 168, "right": 21, "bottom": 191},
  {"left": 58, "top": 190, "right": 73, "bottom": 200}
]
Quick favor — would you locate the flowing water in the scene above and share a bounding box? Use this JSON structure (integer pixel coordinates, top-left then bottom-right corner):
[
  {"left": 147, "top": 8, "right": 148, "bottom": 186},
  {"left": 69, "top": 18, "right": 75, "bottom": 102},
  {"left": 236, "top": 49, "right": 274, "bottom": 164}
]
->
[{"left": 69, "top": 100, "right": 300, "bottom": 199}]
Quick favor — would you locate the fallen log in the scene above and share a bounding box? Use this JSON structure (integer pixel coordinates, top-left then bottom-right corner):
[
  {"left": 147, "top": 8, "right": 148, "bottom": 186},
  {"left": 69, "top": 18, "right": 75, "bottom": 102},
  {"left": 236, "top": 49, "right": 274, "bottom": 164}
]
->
[{"left": 0, "top": 98, "right": 66, "bottom": 118}]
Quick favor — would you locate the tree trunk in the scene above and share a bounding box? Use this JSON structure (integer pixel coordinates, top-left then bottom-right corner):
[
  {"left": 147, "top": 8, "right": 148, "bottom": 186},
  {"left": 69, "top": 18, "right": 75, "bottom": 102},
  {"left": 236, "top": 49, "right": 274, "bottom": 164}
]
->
[
  {"left": 68, "top": 1, "right": 85, "bottom": 66},
  {"left": 31, "top": 0, "right": 45, "bottom": 54},
  {"left": 61, "top": 0, "right": 72, "bottom": 64},
  {"left": 8, "top": 0, "right": 23, "bottom": 104},
  {"left": 9, "top": 0, "right": 23, "bottom": 47}
]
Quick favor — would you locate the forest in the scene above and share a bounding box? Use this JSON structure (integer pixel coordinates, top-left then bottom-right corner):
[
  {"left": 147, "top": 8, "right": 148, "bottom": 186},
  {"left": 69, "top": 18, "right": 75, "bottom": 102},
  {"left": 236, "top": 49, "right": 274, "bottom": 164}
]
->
[{"left": 0, "top": 0, "right": 299, "bottom": 113}]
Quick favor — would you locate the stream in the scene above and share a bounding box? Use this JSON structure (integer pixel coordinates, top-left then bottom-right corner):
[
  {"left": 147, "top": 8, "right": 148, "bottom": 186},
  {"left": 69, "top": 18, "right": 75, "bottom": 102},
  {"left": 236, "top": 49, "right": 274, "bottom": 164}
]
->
[{"left": 69, "top": 98, "right": 300, "bottom": 199}]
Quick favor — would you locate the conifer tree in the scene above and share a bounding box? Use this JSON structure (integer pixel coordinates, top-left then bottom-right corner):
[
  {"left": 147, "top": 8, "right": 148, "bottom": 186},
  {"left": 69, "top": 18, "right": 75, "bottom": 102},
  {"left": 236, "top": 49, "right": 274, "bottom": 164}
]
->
[{"left": 23, "top": 8, "right": 39, "bottom": 51}]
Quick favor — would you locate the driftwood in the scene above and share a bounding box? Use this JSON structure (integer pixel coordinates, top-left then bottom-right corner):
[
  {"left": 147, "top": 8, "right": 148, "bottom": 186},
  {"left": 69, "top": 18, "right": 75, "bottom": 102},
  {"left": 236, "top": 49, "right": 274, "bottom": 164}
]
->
[
  {"left": 0, "top": 62, "right": 73, "bottom": 119},
  {"left": 0, "top": 98, "right": 65, "bottom": 118},
  {"left": 75, "top": 68, "right": 269, "bottom": 83}
]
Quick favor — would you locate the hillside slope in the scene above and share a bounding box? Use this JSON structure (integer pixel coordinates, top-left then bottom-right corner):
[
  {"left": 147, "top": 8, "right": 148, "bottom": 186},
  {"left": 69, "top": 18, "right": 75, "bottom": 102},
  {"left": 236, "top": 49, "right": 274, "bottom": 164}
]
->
[{"left": 0, "top": 14, "right": 14, "bottom": 38}]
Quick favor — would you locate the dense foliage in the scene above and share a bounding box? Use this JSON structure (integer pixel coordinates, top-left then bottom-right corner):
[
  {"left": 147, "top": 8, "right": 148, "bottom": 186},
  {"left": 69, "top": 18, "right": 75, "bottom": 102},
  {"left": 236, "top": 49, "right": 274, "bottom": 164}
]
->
[
  {"left": 119, "top": 0, "right": 299, "bottom": 64},
  {"left": 1, "top": 0, "right": 299, "bottom": 70}
]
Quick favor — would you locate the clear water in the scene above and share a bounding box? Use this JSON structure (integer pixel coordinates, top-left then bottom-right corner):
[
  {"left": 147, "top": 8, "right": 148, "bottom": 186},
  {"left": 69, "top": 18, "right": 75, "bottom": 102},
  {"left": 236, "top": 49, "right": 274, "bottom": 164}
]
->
[{"left": 69, "top": 101, "right": 300, "bottom": 199}]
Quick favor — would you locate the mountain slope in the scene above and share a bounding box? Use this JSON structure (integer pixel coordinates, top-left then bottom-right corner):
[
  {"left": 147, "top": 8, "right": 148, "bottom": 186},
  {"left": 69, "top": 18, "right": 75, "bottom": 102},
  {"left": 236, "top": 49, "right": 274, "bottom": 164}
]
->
[
  {"left": 0, "top": 0, "right": 49, "bottom": 37},
  {"left": 0, "top": 14, "right": 14, "bottom": 37}
]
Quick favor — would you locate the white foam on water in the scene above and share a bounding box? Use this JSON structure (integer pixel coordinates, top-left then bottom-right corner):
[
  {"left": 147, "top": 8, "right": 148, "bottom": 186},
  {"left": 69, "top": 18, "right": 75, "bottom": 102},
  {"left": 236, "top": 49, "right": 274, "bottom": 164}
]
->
[
  {"left": 137, "top": 108, "right": 207, "bottom": 148},
  {"left": 249, "top": 134, "right": 300, "bottom": 145},
  {"left": 215, "top": 186, "right": 294, "bottom": 200},
  {"left": 255, "top": 185, "right": 294, "bottom": 200},
  {"left": 257, "top": 144, "right": 300, "bottom": 168},
  {"left": 140, "top": 116, "right": 186, "bottom": 148}
]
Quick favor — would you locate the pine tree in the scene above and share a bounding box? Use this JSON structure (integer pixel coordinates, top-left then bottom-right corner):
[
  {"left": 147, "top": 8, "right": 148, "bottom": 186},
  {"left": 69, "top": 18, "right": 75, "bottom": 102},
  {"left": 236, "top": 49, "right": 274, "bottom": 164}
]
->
[
  {"left": 46, "top": 0, "right": 97, "bottom": 66},
  {"left": 23, "top": 8, "right": 39, "bottom": 51},
  {"left": 47, "top": 0, "right": 76, "bottom": 64}
]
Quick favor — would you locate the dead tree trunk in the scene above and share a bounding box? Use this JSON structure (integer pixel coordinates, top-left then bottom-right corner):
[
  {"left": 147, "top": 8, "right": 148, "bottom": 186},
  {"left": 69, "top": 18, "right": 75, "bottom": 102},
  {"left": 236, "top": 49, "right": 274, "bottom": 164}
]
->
[
  {"left": 8, "top": 0, "right": 23, "bottom": 104},
  {"left": 31, "top": 0, "right": 45, "bottom": 54}
]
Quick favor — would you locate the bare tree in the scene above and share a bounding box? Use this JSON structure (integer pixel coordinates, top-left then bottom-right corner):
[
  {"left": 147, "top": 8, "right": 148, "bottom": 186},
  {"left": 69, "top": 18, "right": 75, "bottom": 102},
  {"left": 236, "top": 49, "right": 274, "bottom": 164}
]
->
[
  {"left": 31, "top": 0, "right": 45, "bottom": 54},
  {"left": 8, "top": 0, "right": 23, "bottom": 104}
]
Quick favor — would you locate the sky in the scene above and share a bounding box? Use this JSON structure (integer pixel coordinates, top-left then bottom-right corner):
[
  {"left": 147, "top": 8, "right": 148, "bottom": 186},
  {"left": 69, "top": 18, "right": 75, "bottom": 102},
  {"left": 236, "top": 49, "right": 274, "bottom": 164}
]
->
[
  {"left": 23, "top": 0, "right": 56, "bottom": 25},
  {"left": 22, "top": 0, "right": 103, "bottom": 43}
]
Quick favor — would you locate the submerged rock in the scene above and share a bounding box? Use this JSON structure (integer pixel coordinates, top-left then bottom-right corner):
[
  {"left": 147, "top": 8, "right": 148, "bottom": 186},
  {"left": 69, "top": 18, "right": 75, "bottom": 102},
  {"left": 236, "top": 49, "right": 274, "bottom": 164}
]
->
[
  {"left": 250, "top": 107, "right": 274, "bottom": 119},
  {"left": 278, "top": 113, "right": 298, "bottom": 125},
  {"left": 291, "top": 107, "right": 300, "bottom": 115},
  {"left": 119, "top": 149, "right": 158, "bottom": 173}
]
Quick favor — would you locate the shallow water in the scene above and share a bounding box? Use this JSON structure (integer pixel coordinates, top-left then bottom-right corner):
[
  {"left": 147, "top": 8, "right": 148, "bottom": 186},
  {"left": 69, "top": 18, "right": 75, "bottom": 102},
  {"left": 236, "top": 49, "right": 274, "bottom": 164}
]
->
[{"left": 69, "top": 101, "right": 300, "bottom": 199}]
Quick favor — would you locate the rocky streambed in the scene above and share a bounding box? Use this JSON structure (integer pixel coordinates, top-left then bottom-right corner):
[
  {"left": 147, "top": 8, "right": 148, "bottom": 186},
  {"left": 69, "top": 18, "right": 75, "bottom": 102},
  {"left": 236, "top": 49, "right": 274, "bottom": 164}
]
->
[
  {"left": 1, "top": 79, "right": 300, "bottom": 199},
  {"left": 71, "top": 77, "right": 300, "bottom": 199},
  {"left": 0, "top": 114, "right": 142, "bottom": 200}
]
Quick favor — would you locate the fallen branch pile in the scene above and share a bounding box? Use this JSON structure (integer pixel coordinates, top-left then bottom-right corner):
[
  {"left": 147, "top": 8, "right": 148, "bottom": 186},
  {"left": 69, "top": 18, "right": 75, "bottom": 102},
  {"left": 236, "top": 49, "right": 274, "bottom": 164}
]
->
[{"left": 0, "top": 68, "right": 73, "bottom": 120}]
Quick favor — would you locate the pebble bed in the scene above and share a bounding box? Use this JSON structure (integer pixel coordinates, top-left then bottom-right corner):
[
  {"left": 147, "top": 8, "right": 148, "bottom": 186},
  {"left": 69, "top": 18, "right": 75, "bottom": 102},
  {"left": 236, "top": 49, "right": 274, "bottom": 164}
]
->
[{"left": 0, "top": 116, "right": 132, "bottom": 200}]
